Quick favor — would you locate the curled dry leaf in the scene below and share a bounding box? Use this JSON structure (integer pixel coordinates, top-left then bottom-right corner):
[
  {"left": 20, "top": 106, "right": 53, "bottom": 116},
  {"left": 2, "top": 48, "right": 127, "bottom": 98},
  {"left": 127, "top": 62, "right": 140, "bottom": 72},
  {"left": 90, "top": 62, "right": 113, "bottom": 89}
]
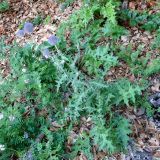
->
[
  {"left": 151, "top": 83, "right": 160, "bottom": 92},
  {"left": 129, "top": 2, "right": 136, "bottom": 10},
  {"left": 154, "top": 150, "right": 160, "bottom": 158},
  {"left": 0, "top": 25, "right": 5, "bottom": 35},
  {"left": 149, "top": 137, "right": 159, "bottom": 146},
  {"left": 137, "top": 138, "right": 144, "bottom": 147},
  {"left": 67, "top": 131, "right": 78, "bottom": 145},
  {"left": 76, "top": 153, "right": 88, "bottom": 160},
  {"left": 50, "top": 121, "right": 63, "bottom": 131},
  {"left": 147, "top": 1, "right": 157, "bottom": 8}
]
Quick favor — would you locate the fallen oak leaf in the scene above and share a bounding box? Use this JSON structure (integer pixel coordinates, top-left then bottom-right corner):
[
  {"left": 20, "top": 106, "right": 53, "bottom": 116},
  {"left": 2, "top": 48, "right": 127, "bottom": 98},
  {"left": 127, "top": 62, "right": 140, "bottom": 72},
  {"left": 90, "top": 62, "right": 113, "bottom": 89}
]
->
[
  {"left": 154, "top": 150, "right": 160, "bottom": 158},
  {"left": 149, "top": 137, "right": 159, "bottom": 146},
  {"left": 151, "top": 83, "right": 160, "bottom": 92},
  {"left": 129, "top": 2, "right": 136, "bottom": 10},
  {"left": 50, "top": 121, "right": 64, "bottom": 131},
  {"left": 0, "top": 25, "right": 5, "bottom": 35},
  {"left": 147, "top": 1, "right": 157, "bottom": 7}
]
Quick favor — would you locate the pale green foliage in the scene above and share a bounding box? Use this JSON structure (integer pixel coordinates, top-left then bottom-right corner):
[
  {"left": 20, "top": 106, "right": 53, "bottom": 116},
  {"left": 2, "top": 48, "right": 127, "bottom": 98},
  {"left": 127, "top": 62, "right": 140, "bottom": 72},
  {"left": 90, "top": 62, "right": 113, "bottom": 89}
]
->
[
  {"left": 116, "top": 80, "right": 142, "bottom": 106},
  {"left": 91, "top": 118, "right": 115, "bottom": 153},
  {"left": 57, "top": 0, "right": 119, "bottom": 49},
  {"left": 0, "top": 38, "right": 141, "bottom": 159},
  {"left": 83, "top": 46, "right": 118, "bottom": 77},
  {"left": 91, "top": 116, "right": 131, "bottom": 153},
  {"left": 116, "top": 44, "right": 160, "bottom": 77},
  {"left": 101, "top": 1, "right": 116, "bottom": 24},
  {"left": 152, "top": 29, "right": 160, "bottom": 49},
  {"left": 0, "top": 43, "right": 59, "bottom": 159},
  {"left": 71, "top": 133, "right": 93, "bottom": 160},
  {"left": 114, "top": 117, "right": 132, "bottom": 149},
  {"left": 43, "top": 15, "right": 52, "bottom": 25},
  {"left": 102, "top": 22, "right": 127, "bottom": 39},
  {"left": 145, "top": 59, "right": 160, "bottom": 76},
  {"left": 0, "top": 37, "right": 10, "bottom": 59},
  {"left": 0, "top": 0, "right": 9, "bottom": 12}
]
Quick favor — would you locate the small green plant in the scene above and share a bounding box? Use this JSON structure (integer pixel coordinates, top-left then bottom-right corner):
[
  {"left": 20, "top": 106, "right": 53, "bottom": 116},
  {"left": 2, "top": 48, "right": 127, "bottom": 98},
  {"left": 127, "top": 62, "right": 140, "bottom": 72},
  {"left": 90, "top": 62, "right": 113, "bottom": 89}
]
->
[
  {"left": 82, "top": 46, "right": 118, "bottom": 77},
  {"left": 32, "top": 15, "right": 43, "bottom": 26},
  {"left": 145, "top": 59, "right": 160, "bottom": 76},
  {"left": 152, "top": 29, "right": 160, "bottom": 49},
  {"left": 118, "top": 9, "right": 160, "bottom": 31},
  {"left": 115, "top": 44, "right": 160, "bottom": 77},
  {"left": 0, "top": 0, "right": 9, "bottom": 12},
  {"left": 18, "top": 20, "right": 25, "bottom": 30},
  {"left": 43, "top": 15, "right": 52, "bottom": 25}
]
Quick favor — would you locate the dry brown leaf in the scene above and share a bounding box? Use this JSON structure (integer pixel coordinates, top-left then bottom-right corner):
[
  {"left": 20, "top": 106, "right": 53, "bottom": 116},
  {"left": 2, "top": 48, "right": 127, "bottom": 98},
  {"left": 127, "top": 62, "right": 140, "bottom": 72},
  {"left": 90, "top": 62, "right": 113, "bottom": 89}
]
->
[
  {"left": 147, "top": 1, "right": 157, "bottom": 7},
  {"left": 0, "top": 25, "right": 5, "bottom": 35},
  {"left": 50, "top": 121, "right": 63, "bottom": 131},
  {"left": 149, "top": 137, "right": 159, "bottom": 146},
  {"left": 137, "top": 138, "right": 144, "bottom": 147},
  {"left": 129, "top": 2, "right": 136, "bottom": 10},
  {"left": 129, "top": 74, "right": 135, "bottom": 82},
  {"left": 96, "top": 151, "right": 106, "bottom": 160},
  {"left": 79, "top": 153, "right": 88, "bottom": 160},
  {"left": 151, "top": 83, "right": 160, "bottom": 92},
  {"left": 154, "top": 150, "right": 160, "bottom": 158}
]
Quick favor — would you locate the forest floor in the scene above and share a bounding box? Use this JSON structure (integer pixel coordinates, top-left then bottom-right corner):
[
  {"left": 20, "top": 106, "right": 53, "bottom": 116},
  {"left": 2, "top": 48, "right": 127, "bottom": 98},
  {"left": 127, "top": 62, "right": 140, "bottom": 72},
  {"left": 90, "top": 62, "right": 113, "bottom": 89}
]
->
[{"left": 0, "top": 0, "right": 160, "bottom": 159}]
